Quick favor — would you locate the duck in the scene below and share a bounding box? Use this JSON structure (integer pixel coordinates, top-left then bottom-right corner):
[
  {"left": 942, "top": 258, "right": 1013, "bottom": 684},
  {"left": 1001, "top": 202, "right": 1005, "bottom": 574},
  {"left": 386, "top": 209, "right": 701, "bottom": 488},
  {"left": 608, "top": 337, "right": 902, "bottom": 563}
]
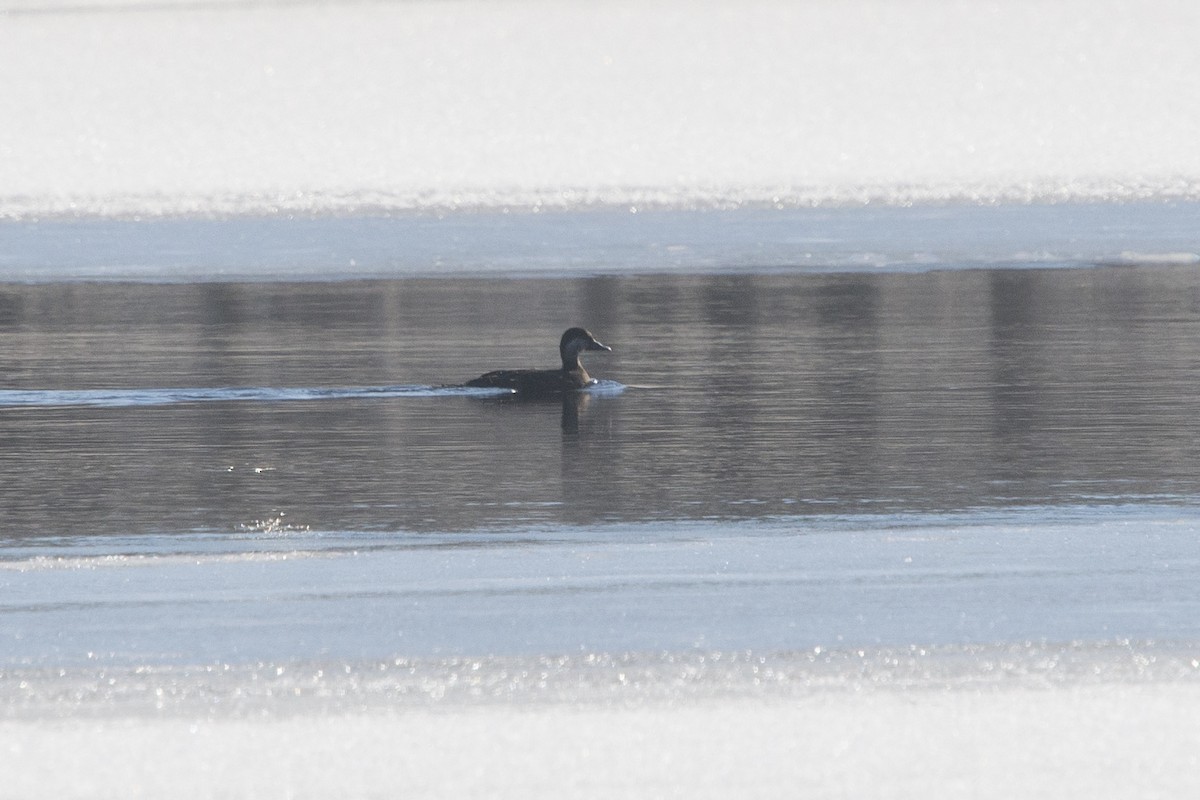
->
[{"left": 466, "top": 327, "right": 612, "bottom": 397}]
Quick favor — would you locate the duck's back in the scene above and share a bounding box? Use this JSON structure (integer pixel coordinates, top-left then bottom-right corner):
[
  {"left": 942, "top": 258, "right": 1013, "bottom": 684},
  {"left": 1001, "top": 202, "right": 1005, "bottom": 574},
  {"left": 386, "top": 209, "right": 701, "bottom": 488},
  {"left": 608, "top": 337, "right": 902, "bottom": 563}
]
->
[{"left": 466, "top": 367, "right": 590, "bottom": 396}]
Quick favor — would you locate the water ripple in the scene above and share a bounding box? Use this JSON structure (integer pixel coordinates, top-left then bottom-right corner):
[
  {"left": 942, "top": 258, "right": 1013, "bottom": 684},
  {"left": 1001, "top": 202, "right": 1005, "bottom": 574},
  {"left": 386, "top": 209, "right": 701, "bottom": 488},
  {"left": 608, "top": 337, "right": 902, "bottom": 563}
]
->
[{"left": 0, "top": 385, "right": 512, "bottom": 408}]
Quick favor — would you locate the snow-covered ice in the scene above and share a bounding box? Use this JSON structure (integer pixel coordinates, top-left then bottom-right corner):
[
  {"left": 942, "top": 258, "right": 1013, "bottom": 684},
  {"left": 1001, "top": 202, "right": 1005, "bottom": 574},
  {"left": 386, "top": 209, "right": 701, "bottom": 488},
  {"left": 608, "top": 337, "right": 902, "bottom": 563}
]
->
[
  {"left": 2, "top": 0, "right": 1200, "bottom": 217},
  {"left": 4, "top": 679, "right": 1200, "bottom": 799}
]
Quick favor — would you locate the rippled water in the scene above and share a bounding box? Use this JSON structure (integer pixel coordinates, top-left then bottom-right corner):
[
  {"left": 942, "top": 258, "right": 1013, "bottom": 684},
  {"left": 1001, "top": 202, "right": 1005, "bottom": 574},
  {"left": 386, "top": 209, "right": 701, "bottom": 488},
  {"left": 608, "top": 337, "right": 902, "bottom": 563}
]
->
[{"left": 2, "top": 265, "right": 1199, "bottom": 539}]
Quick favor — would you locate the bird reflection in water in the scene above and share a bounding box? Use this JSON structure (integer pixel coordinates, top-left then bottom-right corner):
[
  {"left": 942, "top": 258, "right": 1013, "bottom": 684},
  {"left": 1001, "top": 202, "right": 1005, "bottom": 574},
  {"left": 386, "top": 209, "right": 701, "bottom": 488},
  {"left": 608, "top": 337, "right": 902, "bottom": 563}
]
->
[{"left": 471, "top": 390, "right": 594, "bottom": 436}]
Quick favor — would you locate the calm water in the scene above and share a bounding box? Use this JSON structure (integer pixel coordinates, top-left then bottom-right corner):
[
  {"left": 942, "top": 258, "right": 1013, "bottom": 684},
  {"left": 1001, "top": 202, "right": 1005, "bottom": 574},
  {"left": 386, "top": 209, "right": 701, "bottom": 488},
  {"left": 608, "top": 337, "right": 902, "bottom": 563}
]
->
[{"left": 2, "top": 265, "right": 1199, "bottom": 538}]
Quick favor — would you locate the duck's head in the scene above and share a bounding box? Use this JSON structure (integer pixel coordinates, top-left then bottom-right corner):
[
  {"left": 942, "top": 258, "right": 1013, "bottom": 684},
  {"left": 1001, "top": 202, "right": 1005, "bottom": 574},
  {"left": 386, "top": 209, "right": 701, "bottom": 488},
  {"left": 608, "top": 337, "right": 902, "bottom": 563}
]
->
[{"left": 560, "top": 327, "right": 611, "bottom": 365}]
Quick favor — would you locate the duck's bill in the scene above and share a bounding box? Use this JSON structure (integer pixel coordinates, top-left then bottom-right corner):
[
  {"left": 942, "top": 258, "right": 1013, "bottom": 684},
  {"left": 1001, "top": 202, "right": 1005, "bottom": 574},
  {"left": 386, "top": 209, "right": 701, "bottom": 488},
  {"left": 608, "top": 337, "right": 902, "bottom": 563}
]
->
[{"left": 588, "top": 339, "right": 612, "bottom": 352}]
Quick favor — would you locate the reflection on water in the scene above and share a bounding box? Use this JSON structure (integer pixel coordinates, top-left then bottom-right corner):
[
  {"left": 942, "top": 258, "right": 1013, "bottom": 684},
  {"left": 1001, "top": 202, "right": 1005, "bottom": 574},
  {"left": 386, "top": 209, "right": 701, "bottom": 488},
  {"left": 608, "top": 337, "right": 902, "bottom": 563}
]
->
[{"left": 1, "top": 266, "right": 1199, "bottom": 537}]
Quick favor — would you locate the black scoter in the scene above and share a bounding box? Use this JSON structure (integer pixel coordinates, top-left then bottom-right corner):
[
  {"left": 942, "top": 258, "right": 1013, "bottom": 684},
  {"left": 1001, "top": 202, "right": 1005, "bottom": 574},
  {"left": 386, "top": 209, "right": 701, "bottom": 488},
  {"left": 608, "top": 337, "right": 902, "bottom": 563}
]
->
[{"left": 466, "top": 327, "right": 611, "bottom": 396}]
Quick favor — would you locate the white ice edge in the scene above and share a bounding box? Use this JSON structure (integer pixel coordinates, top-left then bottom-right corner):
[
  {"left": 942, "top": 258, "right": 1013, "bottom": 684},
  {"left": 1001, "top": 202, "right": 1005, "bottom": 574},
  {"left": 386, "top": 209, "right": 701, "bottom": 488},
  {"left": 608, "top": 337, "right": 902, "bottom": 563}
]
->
[
  {"left": 2, "top": 641, "right": 1199, "bottom": 721},
  {"left": 8, "top": 181, "right": 1200, "bottom": 223}
]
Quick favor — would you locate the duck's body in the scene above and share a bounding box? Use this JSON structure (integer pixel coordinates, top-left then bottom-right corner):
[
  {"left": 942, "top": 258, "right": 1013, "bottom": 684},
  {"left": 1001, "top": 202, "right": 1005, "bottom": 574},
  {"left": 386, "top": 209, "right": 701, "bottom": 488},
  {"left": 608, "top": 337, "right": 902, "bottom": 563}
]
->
[
  {"left": 467, "top": 366, "right": 595, "bottom": 395},
  {"left": 466, "top": 328, "right": 611, "bottom": 397}
]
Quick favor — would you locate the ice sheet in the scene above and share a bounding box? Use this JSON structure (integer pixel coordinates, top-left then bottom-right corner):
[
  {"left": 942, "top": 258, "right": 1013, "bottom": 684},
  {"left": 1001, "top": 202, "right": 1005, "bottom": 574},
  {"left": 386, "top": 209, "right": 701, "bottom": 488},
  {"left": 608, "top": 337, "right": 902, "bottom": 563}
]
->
[
  {"left": 3, "top": 202, "right": 1199, "bottom": 281},
  {"left": 3, "top": 677, "right": 1199, "bottom": 799},
  {"left": 2, "top": 0, "right": 1199, "bottom": 218},
  {"left": 4, "top": 509, "right": 1200, "bottom": 667}
]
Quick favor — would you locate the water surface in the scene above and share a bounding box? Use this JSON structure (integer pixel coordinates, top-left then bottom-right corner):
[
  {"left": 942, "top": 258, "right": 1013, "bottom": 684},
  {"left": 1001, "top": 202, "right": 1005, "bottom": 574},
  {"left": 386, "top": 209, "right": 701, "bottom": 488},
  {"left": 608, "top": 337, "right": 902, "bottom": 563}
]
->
[{"left": 2, "top": 265, "right": 1199, "bottom": 538}]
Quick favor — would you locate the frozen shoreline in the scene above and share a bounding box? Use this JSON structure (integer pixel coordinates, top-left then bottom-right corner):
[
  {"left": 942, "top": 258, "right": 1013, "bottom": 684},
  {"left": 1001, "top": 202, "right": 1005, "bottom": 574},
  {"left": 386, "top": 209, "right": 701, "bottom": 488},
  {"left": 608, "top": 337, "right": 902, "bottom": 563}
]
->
[
  {"left": 4, "top": 0, "right": 1200, "bottom": 219},
  {"left": 4, "top": 654, "right": 1200, "bottom": 799},
  {"left": 5, "top": 642, "right": 1200, "bottom": 797},
  {"left": 5, "top": 640, "right": 1200, "bottom": 720}
]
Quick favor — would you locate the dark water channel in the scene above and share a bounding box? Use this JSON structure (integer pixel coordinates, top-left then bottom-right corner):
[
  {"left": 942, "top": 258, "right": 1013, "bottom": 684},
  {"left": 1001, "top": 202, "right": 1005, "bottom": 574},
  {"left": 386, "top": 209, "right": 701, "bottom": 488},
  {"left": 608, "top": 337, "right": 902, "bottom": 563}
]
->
[{"left": 2, "top": 264, "right": 1199, "bottom": 539}]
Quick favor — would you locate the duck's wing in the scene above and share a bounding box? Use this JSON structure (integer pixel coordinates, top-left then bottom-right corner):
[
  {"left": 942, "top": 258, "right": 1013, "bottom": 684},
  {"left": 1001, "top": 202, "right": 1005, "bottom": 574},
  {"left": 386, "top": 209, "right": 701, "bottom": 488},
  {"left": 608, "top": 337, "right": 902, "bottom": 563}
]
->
[
  {"left": 465, "top": 368, "right": 581, "bottom": 395},
  {"left": 465, "top": 369, "right": 532, "bottom": 389}
]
